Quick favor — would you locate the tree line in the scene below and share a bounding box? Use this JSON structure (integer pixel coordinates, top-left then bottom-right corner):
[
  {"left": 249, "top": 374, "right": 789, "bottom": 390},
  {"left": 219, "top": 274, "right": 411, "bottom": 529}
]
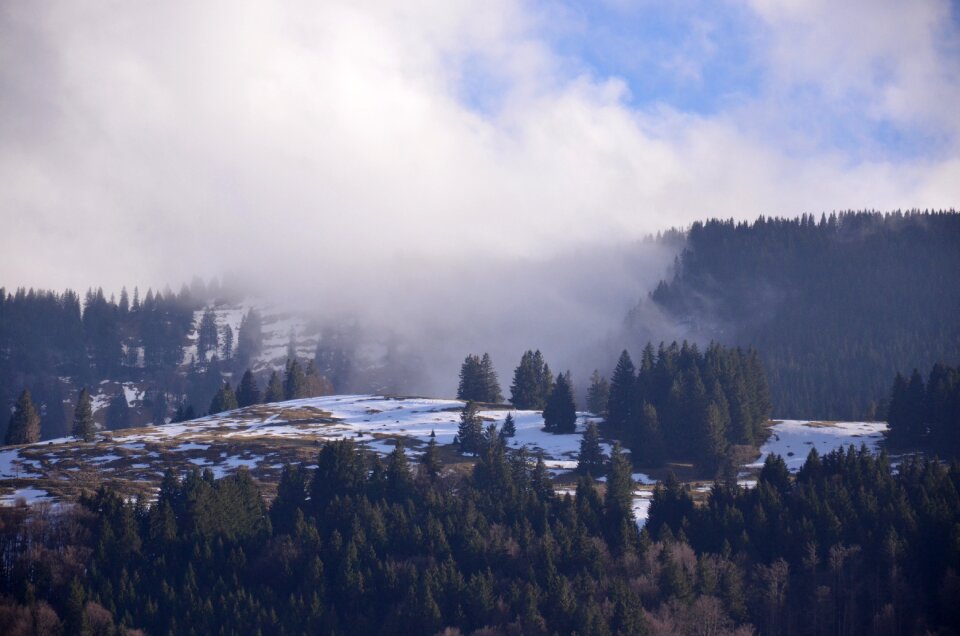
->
[
  {"left": 886, "top": 362, "right": 960, "bottom": 456},
  {"left": 643, "top": 210, "right": 960, "bottom": 420}
]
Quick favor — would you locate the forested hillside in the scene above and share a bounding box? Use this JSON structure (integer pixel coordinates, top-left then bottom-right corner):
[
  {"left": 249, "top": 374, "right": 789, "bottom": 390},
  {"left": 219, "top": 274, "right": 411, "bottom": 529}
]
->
[{"left": 641, "top": 211, "right": 960, "bottom": 420}]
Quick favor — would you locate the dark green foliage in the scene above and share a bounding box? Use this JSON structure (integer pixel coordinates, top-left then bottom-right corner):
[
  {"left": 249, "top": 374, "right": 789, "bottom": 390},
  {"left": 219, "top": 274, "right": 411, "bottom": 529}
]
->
[
  {"left": 603, "top": 443, "right": 637, "bottom": 552},
  {"left": 577, "top": 422, "right": 605, "bottom": 477},
  {"left": 283, "top": 359, "right": 307, "bottom": 400},
  {"left": 887, "top": 362, "right": 960, "bottom": 456},
  {"left": 586, "top": 370, "right": 610, "bottom": 417},
  {"left": 236, "top": 369, "right": 261, "bottom": 407},
  {"left": 648, "top": 446, "right": 960, "bottom": 635},
  {"left": 419, "top": 436, "right": 443, "bottom": 481},
  {"left": 509, "top": 350, "right": 553, "bottom": 409},
  {"left": 264, "top": 370, "right": 284, "bottom": 403},
  {"left": 105, "top": 392, "right": 131, "bottom": 430},
  {"left": 72, "top": 387, "right": 96, "bottom": 442},
  {"left": 196, "top": 308, "right": 219, "bottom": 360},
  {"left": 605, "top": 342, "right": 769, "bottom": 474},
  {"left": 5, "top": 389, "right": 41, "bottom": 445},
  {"left": 314, "top": 325, "right": 353, "bottom": 393},
  {"left": 208, "top": 382, "right": 239, "bottom": 414},
  {"left": 646, "top": 211, "right": 960, "bottom": 419},
  {"left": 543, "top": 372, "right": 577, "bottom": 433},
  {"left": 501, "top": 412, "right": 517, "bottom": 438},
  {"left": 457, "top": 401, "right": 484, "bottom": 455},
  {"left": 456, "top": 353, "right": 502, "bottom": 403},
  {"left": 235, "top": 308, "right": 263, "bottom": 369}
]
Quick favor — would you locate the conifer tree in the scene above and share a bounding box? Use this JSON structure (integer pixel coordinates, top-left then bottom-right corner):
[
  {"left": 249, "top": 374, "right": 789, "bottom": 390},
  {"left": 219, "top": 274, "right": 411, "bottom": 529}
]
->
[
  {"left": 5, "top": 389, "right": 41, "bottom": 445},
  {"left": 632, "top": 401, "right": 665, "bottom": 466},
  {"left": 607, "top": 351, "right": 635, "bottom": 433},
  {"left": 419, "top": 435, "right": 443, "bottom": 482},
  {"left": 479, "top": 353, "right": 503, "bottom": 403},
  {"left": 235, "top": 308, "right": 263, "bottom": 369},
  {"left": 106, "top": 392, "right": 131, "bottom": 430},
  {"left": 500, "top": 412, "right": 517, "bottom": 438},
  {"left": 236, "top": 369, "right": 261, "bottom": 407},
  {"left": 543, "top": 372, "right": 577, "bottom": 433},
  {"left": 264, "top": 370, "right": 284, "bottom": 403},
  {"left": 586, "top": 370, "right": 610, "bottom": 416},
  {"left": 385, "top": 440, "right": 413, "bottom": 500},
  {"left": 577, "top": 422, "right": 605, "bottom": 477},
  {"left": 284, "top": 359, "right": 307, "bottom": 400},
  {"left": 72, "top": 387, "right": 96, "bottom": 442},
  {"left": 604, "top": 443, "right": 636, "bottom": 552},
  {"left": 196, "top": 308, "right": 219, "bottom": 360},
  {"left": 209, "top": 382, "right": 239, "bottom": 415},
  {"left": 304, "top": 360, "right": 333, "bottom": 397},
  {"left": 457, "top": 354, "right": 483, "bottom": 401},
  {"left": 457, "top": 401, "right": 484, "bottom": 455},
  {"left": 222, "top": 324, "right": 234, "bottom": 359},
  {"left": 510, "top": 350, "right": 553, "bottom": 409}
]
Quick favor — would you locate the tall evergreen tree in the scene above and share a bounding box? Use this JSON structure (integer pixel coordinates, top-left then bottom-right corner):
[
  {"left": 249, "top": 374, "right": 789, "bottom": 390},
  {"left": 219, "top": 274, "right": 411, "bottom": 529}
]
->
[
  {"left": 72, "top": 388, "right": 96, "bottom": 442},
  {"left": 236, "top": 369, "right": 261, "bottom": 407},
  {"left": 606, "top": 350, "right": 635, "bottom": 433},
  {"left": 577, "top": 422, "right": 605, "bottom": 477},
  {"left": 264, "top": 370, "right": 284, "bottom": 403},
  {"left": 510, "top": 350, "right": 553, "bottom": 409},
  {"left": 457, "top": 401, "right": 484, "bottom": 455},
  {"left": 543, "top": 372, "right": 577, "bottom": 433},
  {"left": 5, "top": 389, "right": 41, "bottom": 445},
  {"left": 105, "top": 392, "right": 131, "bottom": 430},
  {"left": 235, "top": 308, "right": 263, "bottom": 369},
  {"left": 284, "top": 359, "right": 307, "bottom": 400},
  {"left": 586, "top": 370, "right": 610, "bottom": 416},
  {"left": 196, "top": 308, "right": 219, "bottom": 360},
  {"left": 457, "top": 354, "right": 483, "bottom": 401},
  {"left": 479, "top": 353, "right": 503, "bottom": 403},
  {"left": 603, "top": 443, "right": 636, "bottom": 552},
  {"left": 209, "top": 382, "right": 239, "bottom": 415},
  {"left": 501, "top": 412, "right": 517, "bottom": 438}
]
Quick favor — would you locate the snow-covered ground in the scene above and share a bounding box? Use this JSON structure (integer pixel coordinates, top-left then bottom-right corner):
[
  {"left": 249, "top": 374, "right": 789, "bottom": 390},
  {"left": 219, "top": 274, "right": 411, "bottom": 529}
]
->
[
  {"left": 0, "top": 396, "right": 892, "bottom": 508},
  {"left": 750, "top": 419, "right": 887, "bottom": 471}
]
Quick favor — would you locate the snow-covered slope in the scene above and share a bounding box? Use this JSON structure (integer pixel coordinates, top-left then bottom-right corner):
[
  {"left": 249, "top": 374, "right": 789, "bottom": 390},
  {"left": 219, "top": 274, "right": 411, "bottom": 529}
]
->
[{"left": 749, "top": 419, "right": 887, "bottom": 471}]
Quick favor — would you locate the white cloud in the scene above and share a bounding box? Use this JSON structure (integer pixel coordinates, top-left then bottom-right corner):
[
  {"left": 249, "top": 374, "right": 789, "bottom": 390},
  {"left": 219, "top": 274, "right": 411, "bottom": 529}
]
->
[{"left": 0, "top": 0, "right": 957, "bottom": 297}]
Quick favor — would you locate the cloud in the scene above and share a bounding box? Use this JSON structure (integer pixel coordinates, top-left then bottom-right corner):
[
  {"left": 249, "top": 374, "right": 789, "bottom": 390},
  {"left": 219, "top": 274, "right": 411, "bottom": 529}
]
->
[{"left": 0, "top": 0, "right": 956, "bottom": 301}]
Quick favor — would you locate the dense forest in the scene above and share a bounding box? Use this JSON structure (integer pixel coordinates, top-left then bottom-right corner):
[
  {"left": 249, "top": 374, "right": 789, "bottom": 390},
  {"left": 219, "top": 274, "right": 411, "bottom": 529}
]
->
[
  {"left": 886, "top": 362, "right": 960, "bottom": 457},
  {"left": 647, "top": 448, "right": 960, "bottom": 635},
  {"left": 642, "top": 210, "right": 960, "bottom": 420},
  {"left": 3, "top": 436, "right": 958, "bottom": 634},
  {"left": 599, "top": 342, "right": 771, "bottom": 476}
]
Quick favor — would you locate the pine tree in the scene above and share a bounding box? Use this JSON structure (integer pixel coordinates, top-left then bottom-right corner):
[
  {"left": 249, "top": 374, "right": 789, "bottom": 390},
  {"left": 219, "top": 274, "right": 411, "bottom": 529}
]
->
[
  {"left": 457, "top": 354, "right": 483, "bottom": 401},
  {"left": 196, "top": 308, "right": 219, "bottom": 361},
  {"left": 604, "top": 442, "right": 636, "bottom": 552},
  {"left": 577, "top": 422, "right": 606, "bottom": 477},
  {"left": 479, "top": 353, "right": 503, "bottom": 403},
  {"left": 222, "top": 324, "right": 234, "bottom": 359},
  {"left": 632, "top": 401, "right": 665, "bottom": 466},
  {"left": 543, "top": 372, "right": 577, "bottom": 433},
  {"left": 236, "top": 308, "right": 263, "bottom": 368},
  {"left": 586, "top": 370, "right": 610, "bottom": 416},
  {"left": 72, "top": 388, "right": 96, "bottom": 442},
  {"left": 209, "top": 382, "right": 239, "bottom": 414},
  {"left": 5, "top": 389, "right": 41, "bottom": 445},
  {"left": 284, "top": 359, "right": 307, "bottom": 400},
  {"left": 419, "top": 436, "right": 443, "bottom": 481},
  {"left": 264, "top": 371, "right": 284, "bottom": 403},
  {"left": 607, "top": 350, "right": 635, "bottom": 433},
  {"left": 236, "top": 369, "right": 261, "bottom": 407},
  {"left": 501, "top": 412, "right": 517, "bottom": 438},
  {"left": 510, "top": 350, "right": 553, "bottom": 409},
  {"left": 385, "top": 440, "right": 413, "bottom": 500},
  {"left": 457, "top": 401, "right": 484, "bottom": 455},
  {"left": 106, "top": 392, "right": 131, "bottom": 430}
]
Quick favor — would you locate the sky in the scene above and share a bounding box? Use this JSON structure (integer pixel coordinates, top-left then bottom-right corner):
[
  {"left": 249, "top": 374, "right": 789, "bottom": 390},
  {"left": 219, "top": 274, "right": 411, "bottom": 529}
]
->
[{"left": 1, "top": 0, "right": 958, "bottom": 295}]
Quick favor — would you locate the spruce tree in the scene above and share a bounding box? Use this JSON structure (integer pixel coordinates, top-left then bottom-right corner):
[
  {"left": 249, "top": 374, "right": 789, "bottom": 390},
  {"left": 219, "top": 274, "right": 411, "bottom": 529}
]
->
[
  {"left": 586, "top": 370, "right": 610, "bottom": 416},
  {"left": 500, "top": 412, "right": 517, "bottom": 438},
  {"left": 419, "top": 435, "right": 443, "bottom": 481},
  {"left": 236, "top": 369, "right": 261, "bottom": 407},
  {"left": 72, "top": 388, "right": 96, "bottom": 442},
  {"left": 633, "top": 401, "right": 665, "bottom": 466},
  {"left": 196, "top": 308, "right": 219, "bottom": 360},
  {"left": 604, "top": 443, "right": 636, "bottom": 552},
  {"left": 284, "top": 359, "right": 307, "bottom": 400},
  {"left": 510, "top": 350, "right": 552, "bottom": 409},
  {"left": 479, "top": 353, "right": 503, "bottom": 403},
  {"left": 543, "top": 372, "right": 577, "bottom": 433},
  {"left": 457, "top": 401, "right": 484, "bottom": 455},
  {"left": 5, "top": 389, "right": 41, "bottom": 445},
  {"left": 264, "top": 370, "right": 284, "bottom": 403},
  {"left": 577, "top": 422, "right": 606, "bottom": 477},
  {"left": 106, "top": 392, "right": 131, "bottom": 430},
  {"left": 235, "top": 308, "right": 263, "bottom": 369},
  {"left": 607, "top": 351, "right": 635, "bottom": 433},
  {"left": 457, "top": 354, "right": 483, "bottom": 401},
  {"left": 209, "top": 382, "right": 239, "bottom": 415}
]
